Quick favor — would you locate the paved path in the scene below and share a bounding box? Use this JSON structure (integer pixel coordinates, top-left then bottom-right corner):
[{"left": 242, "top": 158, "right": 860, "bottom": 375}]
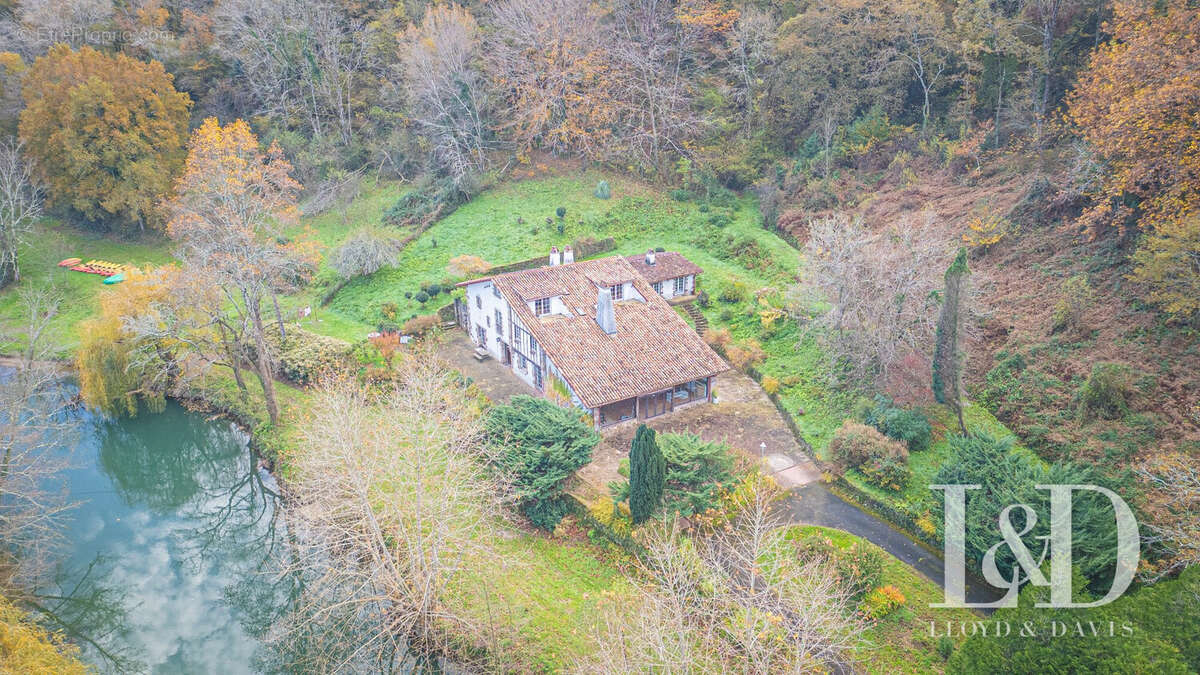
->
[
  {"left": 439, "top": 333, "right": 539, "bottom": 402},
  {"left": 781, "top": 483, "right": 1001, "bottom": 606}
]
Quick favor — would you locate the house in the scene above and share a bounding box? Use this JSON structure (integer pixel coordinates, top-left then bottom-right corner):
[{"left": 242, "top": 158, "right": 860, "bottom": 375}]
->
[
  {"left": 459, "top": 248, "right": 728, "bottom": 427},
  {"left": 624, "top": 250, "right": 702, "bottom": 300}
]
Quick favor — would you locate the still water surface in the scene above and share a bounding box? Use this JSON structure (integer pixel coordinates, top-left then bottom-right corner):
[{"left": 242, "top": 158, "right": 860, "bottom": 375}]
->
[{"left": 47, "top": 401, "right": 286, "bottom": 673}]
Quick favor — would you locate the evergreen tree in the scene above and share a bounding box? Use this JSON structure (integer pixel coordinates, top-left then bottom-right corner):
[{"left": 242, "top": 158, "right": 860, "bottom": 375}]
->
[
  {"left": 628, "top": 424, "right": 665, "bottom": 524},
  {"left": 933, "top": 248, "right": 969, "bottom": 435}
]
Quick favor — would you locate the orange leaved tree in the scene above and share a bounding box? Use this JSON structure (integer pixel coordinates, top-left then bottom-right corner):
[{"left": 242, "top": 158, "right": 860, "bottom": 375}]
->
[
  {"left": 165, "top": 118, "right": 316, "bottom": 425},
  {"left": 1069, "top": 2, "right": 1200, "bottom": 319},
  {"left": 18, "top": 45, "right": 190, "bottom": 234}
]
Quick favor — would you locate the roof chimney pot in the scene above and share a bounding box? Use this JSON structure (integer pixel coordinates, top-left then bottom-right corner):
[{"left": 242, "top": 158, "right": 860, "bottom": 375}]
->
[
  {"left": 549, "top": 246, "right": 561, "bottom": 266},
  {"left": 563, "top": 245, "right": 574, "bottom": 264},
  {"left": 645, "top": 249, "right": 656, "bottom": 265}
]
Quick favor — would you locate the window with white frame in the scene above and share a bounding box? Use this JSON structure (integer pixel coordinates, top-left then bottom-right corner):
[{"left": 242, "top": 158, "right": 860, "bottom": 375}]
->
[
  {"left": 673, "top": 277, "right": 686, "bottom": 294},
  {"left": 495, "top": 309, "right": 503, "bottom": 335},
  {"left": 652, "top": 281, "right": 663, "bottom": 295},
  {"left": 534, "top": 297, "right": 551, "bottom": 315},
  {"left": 610, "top": 284, "right": 623, "bottom": 300}
]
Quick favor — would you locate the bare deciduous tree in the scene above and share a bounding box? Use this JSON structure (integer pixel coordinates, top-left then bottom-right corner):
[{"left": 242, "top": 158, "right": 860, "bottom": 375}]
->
[
  {"left": 0, "top": 287, "right": 75, "bottom": 591},
  {"left": 0, "top": 137, "right": 40, "bottom": 288},
  {"left": 582, "top": 477, "right": 866, "bottom": 673},
  {"left": 268, "top": 357, "right": 508, "bottom": 670},
  {"left": 789, "top": 213, "right": 948, "bottom": 388},
  {"left": 1138, "top": 455, "right": 1200, "bottom": 581},
  {"left": 402, "top": 4, "right": 491, "bottom": 187},
  {"left": 487, "top": 0, "right": 616, "bottom": 159},
  {"left": 328, "top": 226, "right": 398, "bottom": 279}
]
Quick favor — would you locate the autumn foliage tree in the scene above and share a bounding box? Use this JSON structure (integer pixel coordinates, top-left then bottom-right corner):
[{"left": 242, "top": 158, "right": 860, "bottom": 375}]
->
[
  {"left": 1069, "top": 2, "right": 1200, "bottom": 319},
  {"left": 76, "top": 267, "right": 184, "bottom": 417},
  {"left": 18, "top": 46, "right": 190, "bottom": 233},
  {"left": 165, "top": 118, "right": 315, "bottom": 425}
]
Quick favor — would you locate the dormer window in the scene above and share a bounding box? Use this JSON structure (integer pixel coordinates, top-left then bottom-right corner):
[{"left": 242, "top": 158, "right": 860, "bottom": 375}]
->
[
  {"left": 610, "top": 284, "right": 624, "bottom": 301},
  {"left": 534, "top": 297, "right": 551, "bottom": 316}
]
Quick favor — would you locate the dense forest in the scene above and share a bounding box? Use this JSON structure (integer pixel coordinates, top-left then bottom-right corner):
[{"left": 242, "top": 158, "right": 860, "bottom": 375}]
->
[{"left": 0, "top": 0, "right": 1198, "bottom": 672}]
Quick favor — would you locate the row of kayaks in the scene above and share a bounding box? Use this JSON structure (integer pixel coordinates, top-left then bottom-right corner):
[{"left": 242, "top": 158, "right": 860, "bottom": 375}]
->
[{"left": 58, "top": 258, "right": 126, "bottom": 283}]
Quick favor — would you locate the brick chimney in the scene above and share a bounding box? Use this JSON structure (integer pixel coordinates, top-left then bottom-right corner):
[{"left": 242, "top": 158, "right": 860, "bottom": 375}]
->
[
  {"left": 549, "top": 246, "right": 561, "bottom": 266},
  {"left": 596, "top": 286, "right": 616, "bottom": 335}
]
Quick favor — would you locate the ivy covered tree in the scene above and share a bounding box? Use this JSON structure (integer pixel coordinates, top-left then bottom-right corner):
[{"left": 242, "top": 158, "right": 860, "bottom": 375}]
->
[
  {"left": 932, "top": 248, "right": 968, "bottom": 435},
  {"left": 629, "top": 424, "right": 665, "bottom": 524},
  {"left": 18, "top": 45, "right": 190, "bottom": 233}
]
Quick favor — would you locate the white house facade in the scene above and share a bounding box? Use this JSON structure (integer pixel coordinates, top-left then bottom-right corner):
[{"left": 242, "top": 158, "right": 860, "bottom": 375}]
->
[{"left": 459, "top": 249, "right": 727, "bottom": 427}]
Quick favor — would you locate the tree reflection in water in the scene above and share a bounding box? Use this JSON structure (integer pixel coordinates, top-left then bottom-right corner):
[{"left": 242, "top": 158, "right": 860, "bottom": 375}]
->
[{"left": 40, "top": 402, "right": 291, "bottom": 673}]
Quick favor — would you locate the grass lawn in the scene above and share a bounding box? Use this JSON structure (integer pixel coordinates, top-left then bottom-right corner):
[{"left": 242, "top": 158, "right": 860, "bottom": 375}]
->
[
  {"left": 780, "top": 525, "right": 979, "bottom": 673},
  {"left": 0, "top": 219, "right": 172, "bottom": 355},
  {"left": 319, "top": 171, "right": 801, "bottom": 332}
]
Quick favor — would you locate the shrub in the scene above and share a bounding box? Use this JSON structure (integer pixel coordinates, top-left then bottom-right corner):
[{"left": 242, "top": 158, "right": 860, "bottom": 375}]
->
[
  {"left": 426, "top": 283, "right": 441, "bottom": 296},
  {"left": 265, "top": 327, "right": 351, "bottom": 385},
  {"left": 761, "top": 375, "right": 781, "bottom": 395},
  {"left": 860, "top": 396, "right": 932, "bottom": 451},
  {"left": 383, "top": 177, "right": 470, "bottom": 227},
  {"left": 486, "top": 396, "right": 601, "bottom": 530},
  {"left": 447, "top": 254, "right": 491, "bottom": 278},
  {"left": 717, "top": 280, "right": 749, "bottom": 304},
  {"left": 670, "top": 188, "right": 693, "bottom": 202},
  {"left": 594, "top": 180, "right": 611, "bottom": 199},
  {"left": 707, "top": 213, "right": 731, "bottom": 228},
  {"left": 1077, "top": 362, "right": 1133, "bottom": 421},
  {"left": 404, "top": 291, "right": 413, "bottom": 299},
  {"left": 861, "top": 585, "right": 906, "bottom": 619},
  {"left": 828, "top": 420, "right": 911, "bottom": 492},
  {"left": 402, "top": 314, "right": 440, "bottom": 335},
  {"left": 791, "top": 532, "right": 884, "bottom": 600},
  {"left": 330, "top": 226, "right": 397, "bottom": 278},
  {"left": 696, "top": 290, "right": 710, "bottom": 308},
  {"left": 1051, "top": 274, "right": 1095, "bottom": 335},
  {"left": 657, "top": 432, "right": 737, "bottom": 517},
  {"left": 702, "top": 327, "right": 732, "bottom": 350},
  {"left": 698, "top": 203, "right": 710, "bottom": 213},
  {"left": 937, "top": 636, "right": 955, "bottom": 661},
  {"left": 414, "top": 291, "right": 430, "bottom": 304},
  {"left": 725, "top": 339, "right": 766, "bottom": 372},
  {"left": 556, "top": 206, "right": 566, "bottom": 219},
  {"left": 380, "top": 302, "right": 398, "bottom": 320}
]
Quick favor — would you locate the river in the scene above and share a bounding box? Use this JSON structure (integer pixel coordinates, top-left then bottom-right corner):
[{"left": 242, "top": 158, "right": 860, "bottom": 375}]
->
[{"left": 40, "top": 399, "right": 288, "bottom": 673}]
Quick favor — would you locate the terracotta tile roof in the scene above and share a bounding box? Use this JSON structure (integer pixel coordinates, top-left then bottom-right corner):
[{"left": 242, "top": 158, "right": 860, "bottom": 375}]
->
[
  {"left": 624, "top": 251, "right": 704, "bottom": 284},
  {"left": 485, "top": 256, "right": 728, "bottom": 408}
]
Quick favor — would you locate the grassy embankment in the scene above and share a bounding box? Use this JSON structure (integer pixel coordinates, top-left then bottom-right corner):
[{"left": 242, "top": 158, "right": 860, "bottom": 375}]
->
[{"left": 777, "top": 526, "right": 978, "bottom": 674}]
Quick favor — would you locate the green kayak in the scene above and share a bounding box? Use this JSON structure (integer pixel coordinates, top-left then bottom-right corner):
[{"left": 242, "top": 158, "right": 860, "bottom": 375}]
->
[{"left": 102, "top": 273, "right": 125, "bottom": 285}]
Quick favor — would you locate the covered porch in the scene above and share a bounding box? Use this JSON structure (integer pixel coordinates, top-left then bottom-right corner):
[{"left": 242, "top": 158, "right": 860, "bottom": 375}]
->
[{"left": 593, "top": 376, "right": 712, "bottom": 428}]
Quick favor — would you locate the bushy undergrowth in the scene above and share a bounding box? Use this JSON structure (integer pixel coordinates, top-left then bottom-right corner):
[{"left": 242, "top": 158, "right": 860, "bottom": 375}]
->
[
  {"left": 828, "top": 420, "right": 911, "bottom": 492},
  {"left": 858, "top": 396, "right": 932, "bottom": 452},
  {"left": 265, "top": 326, "right": 352, "bottom": 385}
]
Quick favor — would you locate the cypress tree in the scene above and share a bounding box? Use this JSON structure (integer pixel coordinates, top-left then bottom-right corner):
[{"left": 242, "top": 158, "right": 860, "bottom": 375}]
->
[
  {"left": 933, "top": 248, "right": 969, "bottom": 435},
  {"left": 629, "top": 424, "right": 665, "bottom": 524}
]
